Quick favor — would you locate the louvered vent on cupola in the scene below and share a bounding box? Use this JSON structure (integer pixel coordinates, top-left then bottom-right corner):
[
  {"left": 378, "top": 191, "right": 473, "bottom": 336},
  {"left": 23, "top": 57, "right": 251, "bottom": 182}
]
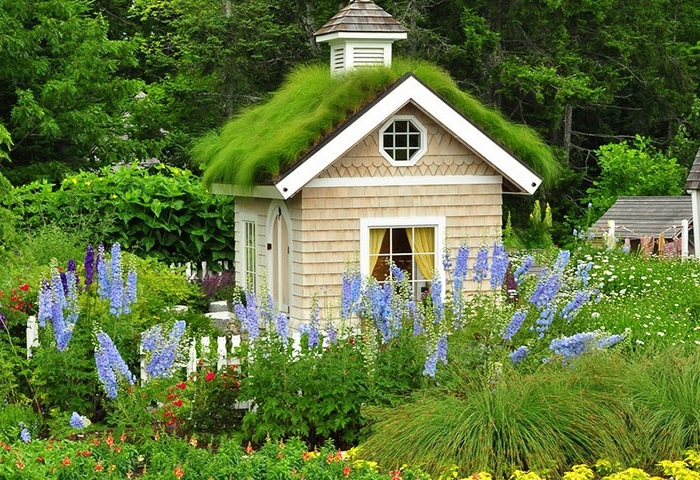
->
[{"left": 314, "top": 0, "right": 407, "bottom": 76}]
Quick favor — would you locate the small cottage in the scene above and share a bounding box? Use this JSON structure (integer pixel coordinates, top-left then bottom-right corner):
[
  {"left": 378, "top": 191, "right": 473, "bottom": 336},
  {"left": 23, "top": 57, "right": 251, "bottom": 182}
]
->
[
  {"left": 591, "top": 196, "right": 693, "bottom": 256},
  {"left": 197, "top": 0, "right": 554, "bottom": 326}
]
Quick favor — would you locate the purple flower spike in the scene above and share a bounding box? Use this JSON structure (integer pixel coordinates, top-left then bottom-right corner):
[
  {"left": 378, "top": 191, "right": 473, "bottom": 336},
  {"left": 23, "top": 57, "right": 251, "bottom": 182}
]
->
[{"left": 84, "top": 245, "right": 95, "bottom": 287}]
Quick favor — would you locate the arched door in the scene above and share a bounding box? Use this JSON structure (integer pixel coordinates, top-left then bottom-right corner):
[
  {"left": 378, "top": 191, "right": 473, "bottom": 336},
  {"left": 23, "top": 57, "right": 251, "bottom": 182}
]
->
[{"left": 267, "top": 203, "right": 291, "bottom": 314}]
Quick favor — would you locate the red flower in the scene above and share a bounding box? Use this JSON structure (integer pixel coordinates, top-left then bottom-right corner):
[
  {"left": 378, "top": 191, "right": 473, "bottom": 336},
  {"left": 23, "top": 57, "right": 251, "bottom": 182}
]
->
[
  {"left": 245, "top": 443, "right": 254, "bottom": 454},
  {"left": 343, "top": 466, "right": 351, "bottom": 477},
  {"left": 173, "top": 399, "right": 183, "bottom": 408},
  {"left": 62, "top": 456, "right": 71, "bottom": 466},
  {"left": 390, "top": 469, "right": 402, "bottom": 480},
  {"left": 18, "top": 283, "right": 29, "bottom": 292},
  {"left": 175, "top": 381, "right": 187, "bottom": 390},
  {"left": 95, "top": 463, "right": 104, "bottom": 472},
  {"left": 205, "top": 372, "right": 215, "bottom": 382},
  {"left": 174, "top": 465, "right": 185, "bottom": 479}
]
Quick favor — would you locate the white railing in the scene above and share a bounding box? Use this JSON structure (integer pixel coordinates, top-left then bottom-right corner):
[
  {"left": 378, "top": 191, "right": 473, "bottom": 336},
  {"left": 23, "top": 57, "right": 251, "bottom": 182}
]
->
[{"left": 169, "top": 261, "right": 232, "bottom": 281}]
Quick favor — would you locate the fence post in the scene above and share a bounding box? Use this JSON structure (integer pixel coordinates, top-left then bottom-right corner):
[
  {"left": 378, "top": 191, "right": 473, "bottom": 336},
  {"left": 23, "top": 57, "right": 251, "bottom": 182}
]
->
[
  {"left": 26, "top": 315, "right": 39, "bottom": 359},
  {"left": 682, "top": 220, "right": 689, "bottom": 260}
]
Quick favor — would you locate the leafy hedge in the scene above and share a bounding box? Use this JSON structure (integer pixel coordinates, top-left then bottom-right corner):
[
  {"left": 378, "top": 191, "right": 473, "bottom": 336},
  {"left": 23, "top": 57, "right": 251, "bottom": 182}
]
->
[{"left": 2, "top": 164, "right": 234, "bottom": 266}]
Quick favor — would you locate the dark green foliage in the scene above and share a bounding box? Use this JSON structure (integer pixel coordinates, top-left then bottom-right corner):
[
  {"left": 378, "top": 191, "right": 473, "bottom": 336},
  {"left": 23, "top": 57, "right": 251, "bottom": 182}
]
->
[
  {"left": 4, "top": 164, "right": 234, "bottom": 266},
  {"left": 585, "top": 135, "right": 687, "bottom": 220},
  {"left": 238, "top": 324, "right": 424, "bottom": 450},
  {"left": 195, "top": 60, "right": 561, "bottom": 190}
]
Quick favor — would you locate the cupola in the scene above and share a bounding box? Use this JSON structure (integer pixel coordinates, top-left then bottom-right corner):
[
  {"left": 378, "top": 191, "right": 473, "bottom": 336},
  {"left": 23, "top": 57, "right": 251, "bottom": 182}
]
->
[{"left": 314, "top": 0, "right": 407, "bottom": 76}]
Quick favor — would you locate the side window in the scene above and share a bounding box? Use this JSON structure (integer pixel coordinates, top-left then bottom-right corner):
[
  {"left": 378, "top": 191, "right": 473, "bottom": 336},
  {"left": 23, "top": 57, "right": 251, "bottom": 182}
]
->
[{"left": 244, "top": 220, "right": 257, "bottom": 292}]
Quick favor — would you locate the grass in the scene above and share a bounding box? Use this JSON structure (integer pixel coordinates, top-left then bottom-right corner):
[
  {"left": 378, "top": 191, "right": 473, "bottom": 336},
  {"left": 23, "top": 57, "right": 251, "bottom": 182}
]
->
[{"left": 195, "top": 59, "right": 560, "bottom": 190}]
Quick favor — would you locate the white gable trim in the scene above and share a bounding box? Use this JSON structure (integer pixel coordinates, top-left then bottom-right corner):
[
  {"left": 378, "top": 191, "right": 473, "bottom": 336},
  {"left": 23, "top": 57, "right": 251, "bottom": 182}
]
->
[
  {"left": 274, "top": 75, "right": 542, "bottom": 199},
  {"left": 306, "top": 175, "right": 501, "bottom": 188}
]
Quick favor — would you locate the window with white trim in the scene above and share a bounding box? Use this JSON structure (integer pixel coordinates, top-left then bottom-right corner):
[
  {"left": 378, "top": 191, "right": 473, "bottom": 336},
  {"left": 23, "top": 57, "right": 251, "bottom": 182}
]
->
[
  {"left": 244, "top": 221, "right": 257, "bottom": 292},
  {"left": 361, "top": 219, "right": 444, "bottom": 298},
  {"left": 379, "top": 116, "right": 427, "bottom": 165}
]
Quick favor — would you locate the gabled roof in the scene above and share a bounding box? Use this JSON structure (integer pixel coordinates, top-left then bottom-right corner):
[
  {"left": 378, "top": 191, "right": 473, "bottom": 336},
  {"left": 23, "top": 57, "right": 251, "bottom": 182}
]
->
[
  {"left": 195, "top": 60, "right": 559, "bottom": 197},
  {"left": 684, "top": 147, "right": 700, "bottom": 191},
  {"left": 314, "top": 0, "right": 407, "bottom": 40},
  {"left": 592, "top": 196, "right": 692, "bottom": 238}
]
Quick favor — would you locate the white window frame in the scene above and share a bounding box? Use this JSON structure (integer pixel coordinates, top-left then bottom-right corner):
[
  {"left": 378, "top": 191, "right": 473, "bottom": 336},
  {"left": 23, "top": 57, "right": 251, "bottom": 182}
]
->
[
  {"left": 379, "top": 115, "right": 427, "bottom": 166},
  {"left": 243, "top": 219, "right": 257, "bottom": 293},
  {"left": 236, "top": 212, "right": 260, "bottom": 294},
  {"left": 360, "top": 216, "right": 446, "bottom": 299}
]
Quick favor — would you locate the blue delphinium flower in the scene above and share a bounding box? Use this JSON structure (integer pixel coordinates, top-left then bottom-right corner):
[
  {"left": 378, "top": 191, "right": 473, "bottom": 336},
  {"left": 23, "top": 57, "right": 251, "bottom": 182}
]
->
[
  {"left": 596, "top": 332, "right": 626, "bottom": 348},
  {"left": 69, "top": 412, "right": 91, "bottom": 429},
  {"left": 389, "top": 263, "right": 405, "bottom": 283},
  {"left": 260, "top": 291, "right": 275, "bottom": 328},
  {"left": 244, "top": 291, "right": 259, "bottom": 339},
  {"left": 473, "top": 246, "right": 489, "bottom": 284},
  {"left": 276, "top": 313, "right": 289, "bottom": 345},
  {"left": 510, "top": 345, "right": 530, "bottom": 364},
  {"left": 95, "top": 331, "right": 135, "bottom": 398},
  {"left": 19, "top": 425, "right": 30, "bottom": 443},
  {"left": 452, "top": 245, "right": 469, "bottom": 323},
  {"left": 122, "top": 268, "right": 137, "bottom": 315},
  {"left": 234, "top": 291, "right": 260, "bottom": 340},
  {"left": 549, "top": 331, "right": 600, "bottom": 362},
  {"left": 84, "top": 245, "right": 95, "bottom": 288},
  {"left": 423, "top": 350, "right": 438, "bottom": 377},
  {"left": 141, "top": 325, "right": 162, "bottom": 352},
  {"left": 326, "top": 323, "right": 337, "bottom": 345},
  {"left": 340, "top": 269, "right": 362, "bottom": 321},
  {"left": 576, "top": 261, "right": 593, "bottom": 288},
  {"left": 502, "top": 309, "right": 527, "bottom": 341},
  {"left": 37, "top": 279, "right": 52, "bottom": 328},
  {"left": 109, "top": 243, "right": 124, "bottom": 316},
  {"left": 97, "top": 244, "right": 109, "bottom": 300},
  {"left": 489, "top": 243, "right": 508, "bottom": 290},
  {"left": 534, "top": 306, "right": 556, "bottom": 337},
  {"left": 442, "top": 247, "right": 453, "bottom": 273},
  {"left": 430, "top": 276, "right": 443, "bottom": 323},
  {"left": 363, "top": 280, "right": 392, "bottom": 343},
  {"left": 143, "top": 321, "right": 186, "bottom": 379},
  {"left": 559, "top": 290, "right": 592, "bottom": 322},
  {"left": 514, "top": 255, "right": 534, "bottom": 285},
  {"left": 408, "top": 297, "right": 423, "bottom": 335},
  {"left": 436, "top": 334, "right": 448, "bottom": 364}
]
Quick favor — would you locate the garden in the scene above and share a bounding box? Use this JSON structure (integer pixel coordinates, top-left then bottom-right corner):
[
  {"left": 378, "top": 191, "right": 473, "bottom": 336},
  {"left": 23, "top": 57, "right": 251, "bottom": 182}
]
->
[{"left": 2, "top": 167, "right": 700, "bottom": 479}]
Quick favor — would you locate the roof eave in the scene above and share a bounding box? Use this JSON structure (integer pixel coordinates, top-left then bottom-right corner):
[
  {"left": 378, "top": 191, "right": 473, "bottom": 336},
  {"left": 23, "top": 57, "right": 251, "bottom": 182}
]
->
[{"left": 315, "top": 31, "right": 407, "bottom": 43}]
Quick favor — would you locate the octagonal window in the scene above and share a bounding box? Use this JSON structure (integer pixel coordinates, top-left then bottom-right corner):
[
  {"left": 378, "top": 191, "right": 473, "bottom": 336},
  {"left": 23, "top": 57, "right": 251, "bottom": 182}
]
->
[{"left": 379, "top": 116, "right": 427, "bottom": 166}]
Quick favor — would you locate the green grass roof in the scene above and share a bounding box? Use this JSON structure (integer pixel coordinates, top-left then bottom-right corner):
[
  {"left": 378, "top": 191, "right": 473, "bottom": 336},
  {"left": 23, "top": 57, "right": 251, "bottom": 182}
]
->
[{"left": 195, "top": 58, "right": 560, "bottom": 191}]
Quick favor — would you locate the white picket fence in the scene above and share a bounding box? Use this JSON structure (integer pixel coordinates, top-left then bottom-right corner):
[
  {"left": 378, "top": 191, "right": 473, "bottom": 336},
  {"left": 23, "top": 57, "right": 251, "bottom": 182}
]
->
[
  {"left": 26, "top": 315, "right": 304, "bottom": 382},
  {"left": 170, "top": 260, "right": 232, "bottom": 281}
]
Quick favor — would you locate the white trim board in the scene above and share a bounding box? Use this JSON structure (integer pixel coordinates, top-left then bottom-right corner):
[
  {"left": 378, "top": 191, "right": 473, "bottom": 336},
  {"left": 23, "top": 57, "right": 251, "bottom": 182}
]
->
[
  {"left": 306, "top": 175, "right": 502, "bottom": 188},
  {"left": 274, "top": 74, "right": 542, "bottom": 200}
]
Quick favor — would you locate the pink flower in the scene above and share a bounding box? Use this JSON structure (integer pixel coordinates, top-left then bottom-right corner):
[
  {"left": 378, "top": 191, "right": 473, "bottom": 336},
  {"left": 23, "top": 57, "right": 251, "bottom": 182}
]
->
[{"left": 205, "top": 372, "right": 215, "bottom": 382}]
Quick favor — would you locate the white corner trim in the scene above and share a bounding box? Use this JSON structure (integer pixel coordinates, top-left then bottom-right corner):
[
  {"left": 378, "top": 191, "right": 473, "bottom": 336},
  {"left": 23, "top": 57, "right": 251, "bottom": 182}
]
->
[
  {"left": 306, "top": 175, "right": 502, "bottom": 188},
  {"left": 274, "top": 75, "right": 542, "bottom": 199}
]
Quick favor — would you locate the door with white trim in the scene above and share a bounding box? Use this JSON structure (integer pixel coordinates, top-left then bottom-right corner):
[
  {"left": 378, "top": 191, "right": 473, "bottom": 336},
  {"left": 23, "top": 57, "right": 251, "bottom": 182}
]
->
[{"left": 267, "top": 202, "right": 291, "bottom": 314}]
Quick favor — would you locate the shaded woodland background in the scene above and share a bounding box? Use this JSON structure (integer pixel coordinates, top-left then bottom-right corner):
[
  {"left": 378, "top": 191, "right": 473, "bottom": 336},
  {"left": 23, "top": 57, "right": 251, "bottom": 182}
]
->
[{"left": 1, "top": 0, "right": 698, "bottom": 243}]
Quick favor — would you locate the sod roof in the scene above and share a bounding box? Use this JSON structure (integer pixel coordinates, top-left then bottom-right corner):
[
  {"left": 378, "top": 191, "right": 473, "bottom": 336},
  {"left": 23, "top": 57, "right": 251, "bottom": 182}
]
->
[{"left": 195, "top": 58, "right": 560, "bottom": 191}]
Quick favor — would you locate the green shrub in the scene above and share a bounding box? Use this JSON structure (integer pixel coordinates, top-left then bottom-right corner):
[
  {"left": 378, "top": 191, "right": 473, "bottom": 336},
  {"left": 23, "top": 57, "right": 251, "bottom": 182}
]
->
[{"left": 4, "top": 163, "right": 234, "bottom": 265}]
